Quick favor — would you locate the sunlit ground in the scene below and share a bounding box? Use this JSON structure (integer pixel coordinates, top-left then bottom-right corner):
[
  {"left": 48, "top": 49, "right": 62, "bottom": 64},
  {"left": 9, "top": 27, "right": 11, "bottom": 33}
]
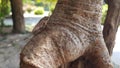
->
[
  {"left": 114, "top": 28, "right": 120, "bottom": 52},
  {"left": 112, "top": 28, "right": 120, "bottom": 66}
]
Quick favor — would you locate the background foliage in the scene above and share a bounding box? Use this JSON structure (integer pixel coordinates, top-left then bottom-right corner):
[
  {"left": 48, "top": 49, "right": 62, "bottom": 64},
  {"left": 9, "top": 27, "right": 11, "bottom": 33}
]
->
[
  {"left": 0, "top": 0, "right": 108, "bottom": 25},
  {"left": 102, "top": 4, "right": 108, "bottom": 25},
  {"left": 0, "top": 0, "right": 10, "bottom": 25},
  {"left": 0, "top": 0, "right": 10, "bottom": 33}
]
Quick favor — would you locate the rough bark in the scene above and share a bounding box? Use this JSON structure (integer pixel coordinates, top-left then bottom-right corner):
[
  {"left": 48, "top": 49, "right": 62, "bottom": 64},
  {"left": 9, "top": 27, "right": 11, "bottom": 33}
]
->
[
  {"left": 20, "top": 0, "right": 113, "bottom": 68},
  {"left": 103, "top": 0, "right": 120, "bottom": 56},
  {"left": 32, "top": 17, "right": 49, "bottom": 35},
  {"left": 10, "top": 0, "right": 25, "bottom": 33}
]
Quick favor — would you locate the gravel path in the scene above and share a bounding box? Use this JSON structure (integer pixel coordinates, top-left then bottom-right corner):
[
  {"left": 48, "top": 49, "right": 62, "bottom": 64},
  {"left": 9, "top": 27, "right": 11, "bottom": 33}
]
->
[{"left": 0, "top": 33, "right": 32, "bottom": 68}]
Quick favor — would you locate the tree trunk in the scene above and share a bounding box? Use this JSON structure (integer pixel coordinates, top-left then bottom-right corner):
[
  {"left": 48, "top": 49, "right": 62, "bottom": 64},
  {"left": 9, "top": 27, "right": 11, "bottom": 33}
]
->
[
  {"left": 20, "top": 0, "right": 113, "bottom": 68},
  {"left": 10, "top": 0, "right": 25, "bottom": 33},
  {"left": 32, "top": 16, "right": 49, "bottom": 35},
  {"left": 103, "top": 0, "right": 120, "bottom": 56}
]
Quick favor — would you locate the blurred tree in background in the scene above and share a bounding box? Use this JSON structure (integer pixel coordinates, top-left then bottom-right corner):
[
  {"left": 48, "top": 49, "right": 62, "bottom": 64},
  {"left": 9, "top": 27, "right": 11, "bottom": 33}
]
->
[{"left": 10, "top": 0, "right": 25, "bottom": 33}]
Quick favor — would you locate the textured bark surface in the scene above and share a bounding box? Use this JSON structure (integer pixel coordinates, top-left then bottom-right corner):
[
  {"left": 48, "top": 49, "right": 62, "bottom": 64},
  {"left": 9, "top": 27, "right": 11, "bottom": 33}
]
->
[
  {"left": 32, "top": 17, "right": 49, "bottom": 35},
  {"left": 10, "top": 0, "right": 25, "bottom": 33},
  {"left": 20, "top": 0, "right": 113, "bottom": 68},
  {"left": 103, "top": 0, "right": 120, "bottom": 56}
]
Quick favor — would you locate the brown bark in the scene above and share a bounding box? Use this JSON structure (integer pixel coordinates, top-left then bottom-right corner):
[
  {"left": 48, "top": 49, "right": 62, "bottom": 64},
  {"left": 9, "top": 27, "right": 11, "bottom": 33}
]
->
[
  {"left": 103, "top": 0, "right": 120, "bottom": 56},
  {"left": 20, "top": 0, "right": 113, "bottom": 68},
  {"left": 10, "top": 0, "right": 25, "bottom": 33},
  {"left": 32, "top": 17, "right": 49, "bottom": 35}
]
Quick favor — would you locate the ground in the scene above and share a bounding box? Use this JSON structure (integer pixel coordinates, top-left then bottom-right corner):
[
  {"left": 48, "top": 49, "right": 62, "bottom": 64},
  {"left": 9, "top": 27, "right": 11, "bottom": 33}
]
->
[{"left": 0, "top": 33, "right": 32, "bottom": 68}]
